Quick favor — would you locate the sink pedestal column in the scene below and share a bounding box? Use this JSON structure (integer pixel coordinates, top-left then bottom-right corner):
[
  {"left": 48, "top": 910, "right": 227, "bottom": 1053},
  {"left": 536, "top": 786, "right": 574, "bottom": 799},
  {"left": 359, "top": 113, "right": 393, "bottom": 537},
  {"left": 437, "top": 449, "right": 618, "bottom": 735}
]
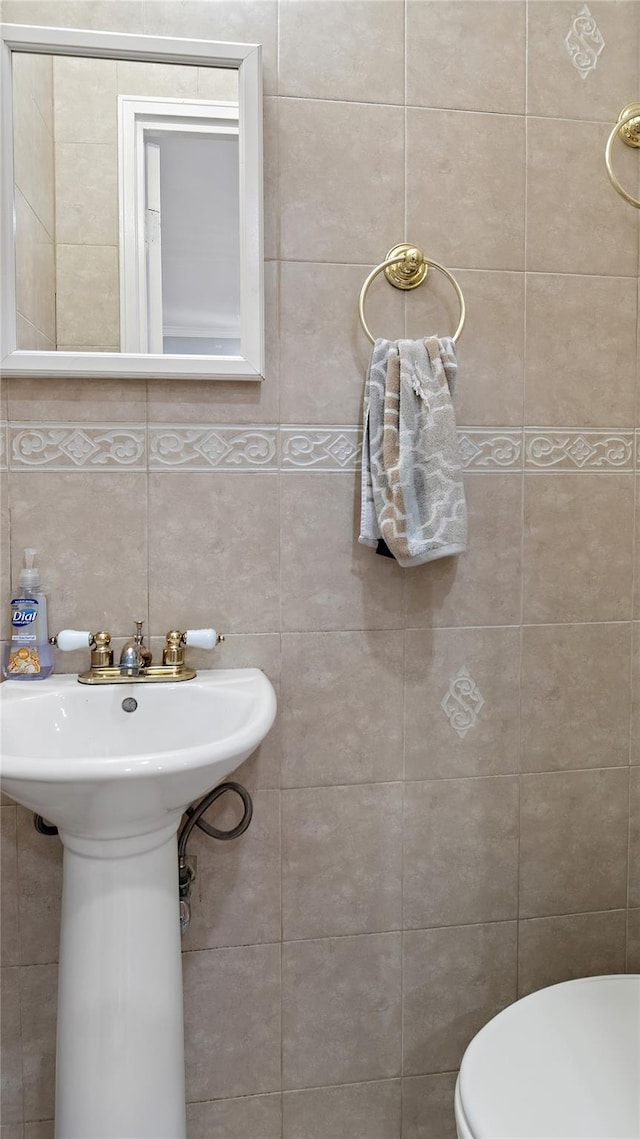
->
[{"left": 55, "top": 823, "right": 186, "bottom": 1139}]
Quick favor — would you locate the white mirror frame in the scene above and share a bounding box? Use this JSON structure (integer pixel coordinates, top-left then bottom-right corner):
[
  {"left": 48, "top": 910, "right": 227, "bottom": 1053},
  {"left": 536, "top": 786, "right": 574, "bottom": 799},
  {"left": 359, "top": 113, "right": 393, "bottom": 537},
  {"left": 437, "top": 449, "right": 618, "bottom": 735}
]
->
[{"left": 0, "top": 23, "right": 264, "bottom": 381}]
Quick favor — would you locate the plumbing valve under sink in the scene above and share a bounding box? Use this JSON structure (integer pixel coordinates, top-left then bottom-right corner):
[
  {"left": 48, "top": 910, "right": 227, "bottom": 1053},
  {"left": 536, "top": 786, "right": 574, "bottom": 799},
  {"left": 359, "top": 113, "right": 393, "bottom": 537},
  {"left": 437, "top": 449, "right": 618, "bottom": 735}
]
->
[
  {"left": 176, "top": 782, "right": 253, "bottom": 933},
  {"left": 33, "top": 781, "right": 253, "bottom": 935},
  {"left": 179, "top": 857, "right": 197, "bottom": 935}
]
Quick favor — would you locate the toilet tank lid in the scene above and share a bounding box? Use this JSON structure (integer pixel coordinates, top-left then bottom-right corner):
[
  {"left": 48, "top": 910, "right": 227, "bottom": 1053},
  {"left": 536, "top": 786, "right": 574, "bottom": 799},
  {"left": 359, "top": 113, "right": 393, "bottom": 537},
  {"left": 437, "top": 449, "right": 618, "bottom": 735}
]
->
[{"left": 458, "top": 975, "right": 640, "bottom": 1139}]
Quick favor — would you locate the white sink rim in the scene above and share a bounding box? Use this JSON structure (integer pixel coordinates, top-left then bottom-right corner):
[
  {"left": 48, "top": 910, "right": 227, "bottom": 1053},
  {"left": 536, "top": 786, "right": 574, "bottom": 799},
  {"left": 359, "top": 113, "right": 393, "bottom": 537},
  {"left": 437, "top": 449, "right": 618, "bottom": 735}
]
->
[{"left": 0, "top": 667, "right": 276, "bottom": 783}]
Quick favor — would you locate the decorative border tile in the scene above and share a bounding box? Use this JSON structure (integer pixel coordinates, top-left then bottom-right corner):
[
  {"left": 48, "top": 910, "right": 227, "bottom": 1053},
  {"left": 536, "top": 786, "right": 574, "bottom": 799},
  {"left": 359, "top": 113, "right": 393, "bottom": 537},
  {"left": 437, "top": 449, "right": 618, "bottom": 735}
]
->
[
  {"left": 9, "top": 425, "right": 146, "bottom": 470},
  {"left": 280, "top": 428, "right": 523, "bottom": 473},
  {"left": 458, "top": 430, "right": 522, "bottom": 470},
  {"left": 281, "top": 426, "right": 362, "bottom": 472},
  {"left": 5, "top": 423, "right": 640, "bottom": 474},
  {"left": 149, "top": 426, "right": 277, "bottom": 471},
  {"left": 524, "top": 431, "right": 633, "bottom": 471}
]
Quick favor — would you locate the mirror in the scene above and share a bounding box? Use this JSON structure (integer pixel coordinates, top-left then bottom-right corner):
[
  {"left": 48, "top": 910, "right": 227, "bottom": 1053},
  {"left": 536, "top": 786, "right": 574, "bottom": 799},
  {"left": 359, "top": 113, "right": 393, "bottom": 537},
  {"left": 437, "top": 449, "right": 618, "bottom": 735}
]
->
[{"left": 0, "top": 24, "right": 264, "bottom": 380}]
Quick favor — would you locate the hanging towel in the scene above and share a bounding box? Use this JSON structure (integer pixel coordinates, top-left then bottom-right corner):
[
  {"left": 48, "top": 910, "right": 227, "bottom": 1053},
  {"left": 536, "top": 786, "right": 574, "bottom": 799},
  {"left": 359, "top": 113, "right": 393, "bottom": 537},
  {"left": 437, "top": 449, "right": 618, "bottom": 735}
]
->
[
  {"left": 359, "top": 337, "right": 393, "bottom": 552},
  {"left": 359, "top": 336, "right": 467, "bottom": 567}
]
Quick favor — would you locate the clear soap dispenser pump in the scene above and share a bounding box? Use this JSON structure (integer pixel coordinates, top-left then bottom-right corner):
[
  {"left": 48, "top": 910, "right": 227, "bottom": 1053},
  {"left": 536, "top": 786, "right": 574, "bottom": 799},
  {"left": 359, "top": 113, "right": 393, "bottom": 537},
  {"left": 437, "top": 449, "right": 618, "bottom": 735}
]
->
[{"left": 3, "top": 548, "right": 54, "bottom": 679}]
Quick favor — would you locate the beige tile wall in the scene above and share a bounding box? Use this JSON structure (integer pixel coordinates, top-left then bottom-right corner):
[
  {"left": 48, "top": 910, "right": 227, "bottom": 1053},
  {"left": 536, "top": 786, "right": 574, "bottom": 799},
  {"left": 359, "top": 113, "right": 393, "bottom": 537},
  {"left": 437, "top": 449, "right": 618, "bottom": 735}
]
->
[{"left": 2, "top": 3, "right": 640, "bottom": 1138}]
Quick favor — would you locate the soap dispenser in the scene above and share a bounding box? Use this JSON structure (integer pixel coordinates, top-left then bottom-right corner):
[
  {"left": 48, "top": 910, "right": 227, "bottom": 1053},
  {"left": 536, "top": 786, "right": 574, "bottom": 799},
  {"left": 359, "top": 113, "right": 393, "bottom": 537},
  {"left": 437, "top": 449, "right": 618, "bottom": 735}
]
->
[{"left": 3, "top": 549, "right": 54, "bottom": 679}]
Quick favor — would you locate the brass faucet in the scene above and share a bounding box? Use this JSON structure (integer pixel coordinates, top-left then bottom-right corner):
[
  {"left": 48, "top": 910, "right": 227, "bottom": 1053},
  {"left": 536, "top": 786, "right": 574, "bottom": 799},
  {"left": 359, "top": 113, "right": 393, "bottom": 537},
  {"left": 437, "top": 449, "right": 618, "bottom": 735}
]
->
[{"left": 50, "top": 624, "right": 224, "bottom": 684}]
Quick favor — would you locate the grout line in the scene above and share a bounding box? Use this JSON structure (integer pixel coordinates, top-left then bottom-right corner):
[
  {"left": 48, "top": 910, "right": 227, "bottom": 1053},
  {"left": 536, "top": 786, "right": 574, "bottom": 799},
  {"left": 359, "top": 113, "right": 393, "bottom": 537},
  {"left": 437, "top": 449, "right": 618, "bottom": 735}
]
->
[
  {"left": 401, "top": 0, "right": 408, "bottom": 1108},
  {"left": 17, "top": 468, "right": 621, "bottom": 477},
  {"left": 144, "top": 395, "right": 150, "bottom": 637},
  {"left": 276, "top": 766, "right": 634, "bottom": 796},
  {"left": 187, "top": 1072, "right": 439, "bottom": 1107},
  {"left": 625, "top": 767, "right": 633, "bottom": 972},
  {"left": 273, "top": 91, "right": 624, "bottom": 130},
  {"left": 275, "top": 211, "right": 285, "bottom": 1111},
  {"left": 401, "top": 0, "right": 408, "bottom": 1104},
  {"left": 6, "top": 421, "right": 637, "bottom": 432},
  {"left": 51, "top": 621, "right": 640, "bottom": 647},
  {"left": 253, "top": 259, "right": 640, "bottom": 281},
  {"left": 180, "top": 907, "right": 629, "bottom": 958},
  {"left": 13, "top": 811, "right": 27, "bottom": 1131},
  {"left": 625, "top": 522, "right": 637, "bottom": 970},
  {"left": 49, "top": 622, "right": 640, "bottom": 658},
  {"left": 278, "top": 678, "right": 285, "bottom": 1110},
  {"left": 524, "top": 0, "right": 530, "bottom": 119},
  {"left": 626, "top": 231, "right": 638, "bottom": 962},
  {"left": 184, "top": 1072, "right": 461, "bottom": 1111},
  {"left": 281, "top": 621, "right": 637, "bottom": 635},
  {"left": 274, "top": 111, "right": 284, "bottom": 1113},
  {"left": 516, "top": 56, "right": 530, "bottom": 996}
]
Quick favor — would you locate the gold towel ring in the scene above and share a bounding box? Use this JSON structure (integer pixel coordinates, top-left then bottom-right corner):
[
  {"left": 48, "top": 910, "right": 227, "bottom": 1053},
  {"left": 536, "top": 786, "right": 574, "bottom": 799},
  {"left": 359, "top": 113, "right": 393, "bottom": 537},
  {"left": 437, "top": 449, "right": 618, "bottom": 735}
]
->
[
  {"left": 358, "top": 243, "right": 466, "bottom": 345},
  {"left": 605, "top": 102, "right": 640, "bottom": 209}
]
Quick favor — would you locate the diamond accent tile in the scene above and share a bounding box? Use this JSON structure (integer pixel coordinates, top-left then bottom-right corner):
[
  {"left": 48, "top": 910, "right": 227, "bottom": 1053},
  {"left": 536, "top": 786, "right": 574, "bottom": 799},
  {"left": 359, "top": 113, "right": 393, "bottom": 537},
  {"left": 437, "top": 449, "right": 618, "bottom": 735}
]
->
[
  {"left": 325, "top": 433, "right": 360, "bottom": 467},
  {"left": 564, "top": 4, "right": 605, "bottom": 79},
  {"left": 441, "top": 666, "right": 485, "bottom": 738},
  {"left": 195, "top": 432, "right": 230, "bottom": 465},
  {"left": 566, "top": 435, "right": 595, "bottom": 465},
  {"left": 59, "top": 429, "right": 100, "bottom": 464}
]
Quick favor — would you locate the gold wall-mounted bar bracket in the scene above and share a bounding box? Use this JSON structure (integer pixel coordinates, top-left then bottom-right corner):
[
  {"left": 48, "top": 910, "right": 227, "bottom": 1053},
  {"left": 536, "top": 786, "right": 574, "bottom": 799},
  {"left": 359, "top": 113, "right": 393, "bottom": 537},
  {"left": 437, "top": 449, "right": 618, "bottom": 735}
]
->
[
  {"left": 383, "top": 243, "right": 429, "bottom": 290},
  {"left": 616, "top": 102, "right": 640, "bottom": 147}
]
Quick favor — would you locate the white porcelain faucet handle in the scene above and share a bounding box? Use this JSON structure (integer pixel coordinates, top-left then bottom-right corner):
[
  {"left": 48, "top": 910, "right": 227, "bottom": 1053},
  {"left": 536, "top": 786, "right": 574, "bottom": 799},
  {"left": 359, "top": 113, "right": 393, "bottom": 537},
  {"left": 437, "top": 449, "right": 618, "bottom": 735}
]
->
[
  {"left": 55, "top": 630, "right": 92, "bottom": 652},
  {"left": 184, "top": 628, "right": 219, "bottom": 650}
]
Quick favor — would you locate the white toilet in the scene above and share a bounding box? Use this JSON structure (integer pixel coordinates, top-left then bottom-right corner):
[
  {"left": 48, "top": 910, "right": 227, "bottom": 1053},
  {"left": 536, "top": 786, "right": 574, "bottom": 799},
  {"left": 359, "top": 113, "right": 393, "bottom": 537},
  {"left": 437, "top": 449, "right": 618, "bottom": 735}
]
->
[{"left": 455, "top": 974, "right": 640, "bottom": 1139}]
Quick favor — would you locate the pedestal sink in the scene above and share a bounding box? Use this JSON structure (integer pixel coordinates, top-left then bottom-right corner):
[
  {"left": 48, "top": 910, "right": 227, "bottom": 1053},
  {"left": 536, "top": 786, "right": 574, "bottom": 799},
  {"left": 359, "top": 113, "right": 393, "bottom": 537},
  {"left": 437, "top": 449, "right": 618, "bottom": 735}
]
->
[{"left": 0, "top": 669, "right": 277, "bottom": 1139}]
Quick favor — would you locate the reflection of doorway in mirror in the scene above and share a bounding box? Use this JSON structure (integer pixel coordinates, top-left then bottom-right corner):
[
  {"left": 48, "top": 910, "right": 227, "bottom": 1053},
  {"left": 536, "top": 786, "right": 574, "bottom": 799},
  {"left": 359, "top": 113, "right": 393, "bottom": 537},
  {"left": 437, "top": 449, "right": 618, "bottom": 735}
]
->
[
  {"left": 12, "top": 54, "right": 239, "bottom": 354},
  {"left": 118, "top": 97, "right": 240, "bottom": 357}
]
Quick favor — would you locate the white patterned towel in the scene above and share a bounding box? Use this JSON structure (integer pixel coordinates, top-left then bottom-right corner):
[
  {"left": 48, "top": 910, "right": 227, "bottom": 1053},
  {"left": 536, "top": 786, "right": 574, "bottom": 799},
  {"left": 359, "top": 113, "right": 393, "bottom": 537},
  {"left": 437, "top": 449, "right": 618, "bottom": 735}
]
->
[{"left": 359, "top": 337, "right": 467, "bottom": 567}]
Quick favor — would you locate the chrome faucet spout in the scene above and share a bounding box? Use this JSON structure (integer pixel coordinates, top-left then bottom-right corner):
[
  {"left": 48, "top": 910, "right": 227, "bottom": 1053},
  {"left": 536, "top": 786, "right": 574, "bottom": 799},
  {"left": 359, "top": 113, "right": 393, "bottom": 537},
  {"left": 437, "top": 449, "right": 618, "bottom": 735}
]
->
[{"left": 119, "top": 621, "right": 152, "bottom": 675}]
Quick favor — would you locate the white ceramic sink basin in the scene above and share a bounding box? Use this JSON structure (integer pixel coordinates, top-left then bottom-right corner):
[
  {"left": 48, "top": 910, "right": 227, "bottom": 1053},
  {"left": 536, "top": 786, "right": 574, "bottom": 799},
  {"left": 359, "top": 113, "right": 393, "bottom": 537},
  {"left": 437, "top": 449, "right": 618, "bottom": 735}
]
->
[{"left": 0, "top": 668, "right": 276, "bottom": 839}]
